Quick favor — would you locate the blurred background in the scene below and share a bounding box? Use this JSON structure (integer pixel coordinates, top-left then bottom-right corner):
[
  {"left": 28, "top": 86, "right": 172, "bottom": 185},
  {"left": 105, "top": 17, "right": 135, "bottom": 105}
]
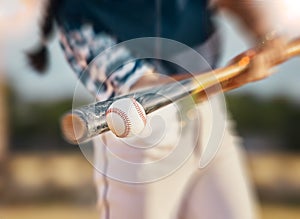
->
[{"left": 0, "top": 0, "right": 300, "bottom": 218}]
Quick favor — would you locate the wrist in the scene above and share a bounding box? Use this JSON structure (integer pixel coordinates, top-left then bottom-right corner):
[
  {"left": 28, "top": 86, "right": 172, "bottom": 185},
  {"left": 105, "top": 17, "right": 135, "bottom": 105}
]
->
[{"left": 258, "top": 31, "right": 278, "bottom": 46}]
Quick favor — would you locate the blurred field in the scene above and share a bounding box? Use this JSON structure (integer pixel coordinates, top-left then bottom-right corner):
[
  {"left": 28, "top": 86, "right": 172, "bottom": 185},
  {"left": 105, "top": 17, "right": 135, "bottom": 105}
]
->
[
  {"left": 248, "top": 153, "right": 300, "bottom": 202},
  {"left": 0, "top": 204, "right": 99, "bottom": 219},
  {"left": 0, "top": 152, "right": 300, "bottom": 219},
  {"left": 262, "top": 205, "right": 300, "bottom": 219},
  {"left": 0, "top": 204, "right": 300, "bottom": 219}
]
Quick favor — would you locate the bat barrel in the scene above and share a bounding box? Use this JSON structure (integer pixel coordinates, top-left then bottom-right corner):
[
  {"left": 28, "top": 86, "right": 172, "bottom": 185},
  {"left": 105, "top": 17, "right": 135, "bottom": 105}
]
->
[
  {"left": 61, "top": 113, "right": 88, "bottom": 144},
  {"left": 61, "top": 103, "right": 111, "bottom": 144},
  {"left": 61, "top": 81, "right": 195, "bottom": 143}
]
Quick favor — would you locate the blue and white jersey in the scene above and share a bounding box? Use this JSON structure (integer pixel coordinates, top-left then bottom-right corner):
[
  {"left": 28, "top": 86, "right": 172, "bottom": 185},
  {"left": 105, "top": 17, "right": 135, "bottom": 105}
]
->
[{"left": 55, "top": 0, "right": 217, "bottom": 100}]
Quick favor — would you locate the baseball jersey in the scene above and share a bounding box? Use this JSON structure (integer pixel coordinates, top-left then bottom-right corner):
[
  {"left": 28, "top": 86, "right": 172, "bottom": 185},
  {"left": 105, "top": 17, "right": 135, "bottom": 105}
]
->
[{"left": 55, "top": 0, "right": 216, "bottom": 99}]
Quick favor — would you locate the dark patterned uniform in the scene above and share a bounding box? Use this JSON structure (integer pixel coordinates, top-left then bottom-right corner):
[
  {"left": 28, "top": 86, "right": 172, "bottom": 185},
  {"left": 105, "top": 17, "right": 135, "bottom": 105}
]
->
[{"left": 55, "top": 0, "right": 216, "bottom": 99}]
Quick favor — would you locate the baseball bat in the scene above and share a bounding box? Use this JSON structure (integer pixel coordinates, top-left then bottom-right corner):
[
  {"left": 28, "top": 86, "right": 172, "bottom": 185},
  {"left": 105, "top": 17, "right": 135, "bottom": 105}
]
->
[{"left": 61, "top": 38, "right": 300, "bottom": 144}]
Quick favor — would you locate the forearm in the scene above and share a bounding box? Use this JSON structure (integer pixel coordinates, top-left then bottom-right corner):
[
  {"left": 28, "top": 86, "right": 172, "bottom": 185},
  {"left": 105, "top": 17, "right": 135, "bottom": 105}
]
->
[{"left": 216, "top": 0, "right": 273, "bottom": 41}]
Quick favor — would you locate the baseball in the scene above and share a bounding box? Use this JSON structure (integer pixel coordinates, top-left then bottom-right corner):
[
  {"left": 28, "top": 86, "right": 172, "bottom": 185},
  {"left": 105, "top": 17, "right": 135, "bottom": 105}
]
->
[{"left": 106, "top": 98, "right": 147, "bottom": 138}]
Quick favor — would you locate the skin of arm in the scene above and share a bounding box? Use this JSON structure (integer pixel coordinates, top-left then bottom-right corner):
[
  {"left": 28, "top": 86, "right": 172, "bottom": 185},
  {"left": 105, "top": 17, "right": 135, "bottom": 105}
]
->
[
  {"left": 215, "top": 0, "right": 271, "bottom": 40},
  {"left": 215, "top": 0, "right": 288, "bottom": 90}
]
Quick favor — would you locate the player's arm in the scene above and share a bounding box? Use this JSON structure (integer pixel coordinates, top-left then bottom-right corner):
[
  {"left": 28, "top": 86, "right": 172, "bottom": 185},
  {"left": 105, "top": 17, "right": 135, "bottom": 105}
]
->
[
  {"left": 214, "top": 0, "right": 288, "bottom": 90},
  {"left": 214, "top": 0, "right": 271, "bottom": 40}
]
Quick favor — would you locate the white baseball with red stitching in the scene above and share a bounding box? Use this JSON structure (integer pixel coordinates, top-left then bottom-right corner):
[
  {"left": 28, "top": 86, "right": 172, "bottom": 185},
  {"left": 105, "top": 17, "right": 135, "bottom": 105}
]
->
[{"left": 106, "top": 98, "right": 147, "bottom": 138}]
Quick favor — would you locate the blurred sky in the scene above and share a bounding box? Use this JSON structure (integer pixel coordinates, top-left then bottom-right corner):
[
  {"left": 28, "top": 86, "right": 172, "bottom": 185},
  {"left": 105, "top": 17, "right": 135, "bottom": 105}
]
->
[{"left": 1, "top": 0, "right": 300, "bottom": 102}]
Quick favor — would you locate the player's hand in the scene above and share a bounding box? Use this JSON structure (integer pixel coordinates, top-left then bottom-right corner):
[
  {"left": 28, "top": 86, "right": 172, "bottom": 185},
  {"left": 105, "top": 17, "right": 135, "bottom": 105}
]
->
[{"left": 223, "top": 37, "right": 288, "bottom": 91}]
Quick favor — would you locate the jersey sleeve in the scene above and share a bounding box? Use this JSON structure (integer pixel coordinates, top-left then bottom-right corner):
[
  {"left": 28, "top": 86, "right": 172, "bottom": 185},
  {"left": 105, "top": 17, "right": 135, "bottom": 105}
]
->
[{"left": 58, "top": 24, "right": 154, "bottom": 100}]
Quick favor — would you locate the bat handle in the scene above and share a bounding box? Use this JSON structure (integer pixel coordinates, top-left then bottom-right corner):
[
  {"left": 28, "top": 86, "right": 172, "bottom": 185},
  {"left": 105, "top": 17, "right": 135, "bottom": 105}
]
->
[{"left": 285, "top": 38, "right": 300, "bottom": 59}]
